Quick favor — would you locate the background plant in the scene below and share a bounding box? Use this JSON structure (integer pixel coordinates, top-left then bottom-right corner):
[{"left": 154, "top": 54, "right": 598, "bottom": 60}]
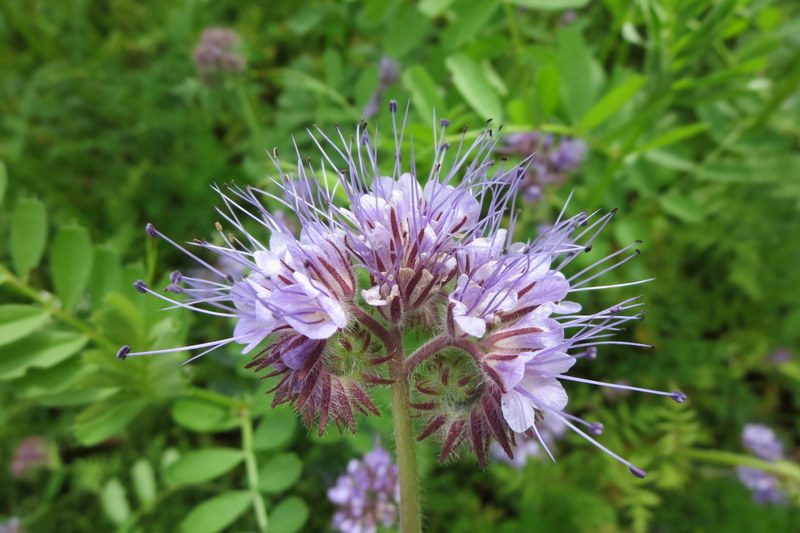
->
[{"left": 2, "top": 0, "right": 799, "bottom": 531}]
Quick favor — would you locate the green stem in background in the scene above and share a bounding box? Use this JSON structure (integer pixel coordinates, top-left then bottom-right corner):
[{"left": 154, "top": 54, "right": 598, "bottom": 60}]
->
[
  {"left": 389, "top": 328, "right": 422, "bottom": 533},
  {"left": 501, "top": 0, "right": 523, "bottom": 58},
  {"left": 680, "top": 449, "right": 800, "bottom": 482},
  {"left": 0, "top": 264, "right": 117, "bottom": 352},
  {"left": 241, "top": 407, "right": 269, "bottom": 532},
  {"left": 235, "top": 82, "right": 266, "bottom": 152}
]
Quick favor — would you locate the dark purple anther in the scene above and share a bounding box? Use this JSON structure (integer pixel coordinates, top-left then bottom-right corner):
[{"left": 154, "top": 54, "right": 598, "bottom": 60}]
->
[
  {"left": 389, "top": 100, "right": 397, "bottom": 113},
  {"left": 146, "top": 223, "right": 157, "bottom": 237},
  {"left": 671, "top": 391, "right": 687, "bottom": 403},
  {"left": 586, "top": 347, "right": 598, "bottom": 360},
  {"left": 629, "top": 465, "right": 647, "bottom": 479},
  {"left": 440, "top": 119, "right": 450, "bottom": 127},
  {"left": 170, "top": 270, "right": 183, "bottom": 283},
  {"left": 165, "top": 284, "right": 184, "bottom": 294},
  {"left": 589, "top": 422, "right": 604, "bottom": 436},
  {"left": 117, "top": 346, "right": 131, "bottom": 361},
  {"left": 134, "top": 280, "right": 148, "bottom": 293}
]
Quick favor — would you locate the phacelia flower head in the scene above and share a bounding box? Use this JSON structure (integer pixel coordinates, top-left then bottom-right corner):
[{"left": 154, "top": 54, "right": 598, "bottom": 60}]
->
[
  {"left": 193, "top": 27, "right": 246, "bottom": 84},
  {"left": 328, "top": 444, "right": 400, "bottom": 533},
  {"left": 121, "top": 101, "right": 684, "bottom": 477}
]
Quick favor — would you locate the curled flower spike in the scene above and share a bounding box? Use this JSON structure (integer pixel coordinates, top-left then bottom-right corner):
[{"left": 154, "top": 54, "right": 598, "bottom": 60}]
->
[{"left": 123, "top": 101, "right": 685, "bottom": 479}]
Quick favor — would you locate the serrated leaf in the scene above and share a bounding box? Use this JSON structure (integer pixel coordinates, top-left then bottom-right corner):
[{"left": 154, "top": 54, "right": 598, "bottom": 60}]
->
[
  {"left": 0, "top": 331, "right": 87, "bottom": 380},
  {"left": 101, "top": 478, "right": 130, "bottom": 525},
  {"left": 253, "top": 407, "right": 297, "bottom": 451},
  {"left": 168, "top": 448, "right": 244, "bottom": 484},
  {"left": 33, "top": 387, "right": 119, "bottom": 407},
  {"left": 269, "top": 496, "right": 310, "bottom": 533},
  {"left": 445, "top": 53, "right": 502, "bottom": 120},
  {"left": 171, "top": 398, "right": 239, "bottom": 433},
  {"left": 0, "top": 305, "right": 49, "bottom": 347},
  {"left": 179, "top": 491, "right": 252, "bottom": 533},
  {"left": 50, "top": 225, "right": 93, "bottom": 310},
  {"left": 509, "top": 0, "right": 589, "bottom": 8},
  {"left": 258, "top": 453, "right": 303, "bottom": 494},
  {"left": 580, "top": 75, "right": 646, "bottom": 131},
  {"left": 74, "top": 397, "right": 147, "bottom": 445},
  {"left": 10, "top": 198, "right": 47, "bottom": 280},
  {"left": 13, "top": 356, "right": 92, "bottom": 397},
  {"left": 132, "top": 459, "right": 157, "bottom": 505}
]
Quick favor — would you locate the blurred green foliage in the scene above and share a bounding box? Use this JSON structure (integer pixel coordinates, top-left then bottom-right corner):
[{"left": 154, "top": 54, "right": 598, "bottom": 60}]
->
[{"left": 2, "top": 0, "right": 799, "bottom": 531}]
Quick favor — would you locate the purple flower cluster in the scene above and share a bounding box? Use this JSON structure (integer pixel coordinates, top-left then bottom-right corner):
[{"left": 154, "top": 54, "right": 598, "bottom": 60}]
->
[
  {"left": 192, "top": 28, "right": 246, "bottom": 84},
  {"left": 736, "top": 424, "right": 787, "bottom": 504},
  {"left": 328, "top": 445, "right": 400, "bottom": 533},
  {"left": 121, "top": 102, "right": 684, "bottom": 476},
  {"left": 499, "top": 132, "right": 586, "bottom": 202},
  {"left": 9, "top": 437, "right": 49, "bottom": 480},
  {"left": 0, "top": 518, "right": 24, "bottom": 533}
]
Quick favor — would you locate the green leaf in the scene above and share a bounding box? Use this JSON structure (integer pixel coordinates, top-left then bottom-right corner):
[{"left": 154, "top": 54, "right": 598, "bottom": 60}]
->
[
  {"left": 509, "top": 0, "right": 589, "bottom": 8},
  {"left": 131, "top": 459, "right": 157, "bottom": 505},
  {"left": 10, "top": 198, "right": 48, "bottom": 280},
  {"left": 167, "top": 448, "right": 244, "bottom": 484},
  {"left": 253, "top": 406, "right": 297, "bottom": 451},
  {"left": 0, "top": 331, "right": 87, "bottom": 380},
  {"left": 258, "top": 453, "right": 303, "bottom": 494},
  {"left": 0, "top": 305, "right": 48, "bottom": 347},
  {"left": 580, "top": 75, "right": 646, "bottom": 131},
  {"left": 74, "top": 398, "right": 147, "bottom": 445},
  {"left": 171, "top": 398, "right": 239, "bottom": 433},
  {"left": 101, "top": 478, "right": 130, "bottom": 525},
  {"left": 179, "top": 491, "right": 252, "bottom": 533},
  {"left": 440, "top": 0, "right": 499, "bottom": 50},
  {"left": 91, "top": 246, "right": 123, "bottom": 309},
  {"left": 445, "top": 53, "right": 502, "bottom": 120},
  {"left": 0, "top": 161, "right": 6, "bottom": 206},
  {"left": 50, "top": 225, "right": 93, "bottom": 310},
  {"left": 634, "top": 123, "right": 709, "bottom": 154},
  {"left": 402, "top": 66, "right": 446, "bottom": 122},
  {"left": 557, "top": 26, "right": 594, "bottom": 123},
  {"left": 418, "top": 0, "right": 455, "bottom": 17},
  {"left": 658, "top": 191, "right": 705, "bottom": 224},
  {"left": 269, "top": 496, "right": 310, "bottom": 533},
  {"left": 536, "top": 64, "right": 560, "bottom": 121}
]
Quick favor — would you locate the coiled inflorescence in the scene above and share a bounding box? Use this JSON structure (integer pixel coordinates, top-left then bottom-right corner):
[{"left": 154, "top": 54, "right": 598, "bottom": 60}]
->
[{"left": 121, "top": 102, "right": 685, "bottom": 476}]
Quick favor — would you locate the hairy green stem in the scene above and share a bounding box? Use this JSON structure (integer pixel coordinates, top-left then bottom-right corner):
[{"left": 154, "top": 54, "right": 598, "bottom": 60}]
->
[
  {"left": 241, "top": 407, "right": 269, "bottom": 532},
  {"left": 389, "top": 328, "right": 422, "bottom": 533},
  {"left": 680, "top": 449, "right": 800, "bottom": 481},
  {"left": 404, "top": 334, "right": 453, "bottom": 375},
  {"left": 0, "top": 264, "right": 117, "bottom": 351}
]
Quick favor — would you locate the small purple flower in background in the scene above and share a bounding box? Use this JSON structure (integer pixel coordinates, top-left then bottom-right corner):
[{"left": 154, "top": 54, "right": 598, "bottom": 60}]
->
[
  {"left": 736, "top": 424, "right": 788, "bottom": 504},
  {"left": 193, "top": 28, "right": 246, "bottom": 84},
  {"left": 742, "top": 424, "right": 783, "bottom": 462},
  {"left": 9, "top": 437, "right": 49, "bottom": 480},
  {"left": 499, "top": 132, "right": 586, "bottom": 202},
  {"left": 362, "top": 56, "right": 401, "bottom": 118},
  {"left": 328, "top": 445, "right": 400, "bottom": 533},
  {"left": 0, "top": 518, "right": 25, "bottom": 533}
]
